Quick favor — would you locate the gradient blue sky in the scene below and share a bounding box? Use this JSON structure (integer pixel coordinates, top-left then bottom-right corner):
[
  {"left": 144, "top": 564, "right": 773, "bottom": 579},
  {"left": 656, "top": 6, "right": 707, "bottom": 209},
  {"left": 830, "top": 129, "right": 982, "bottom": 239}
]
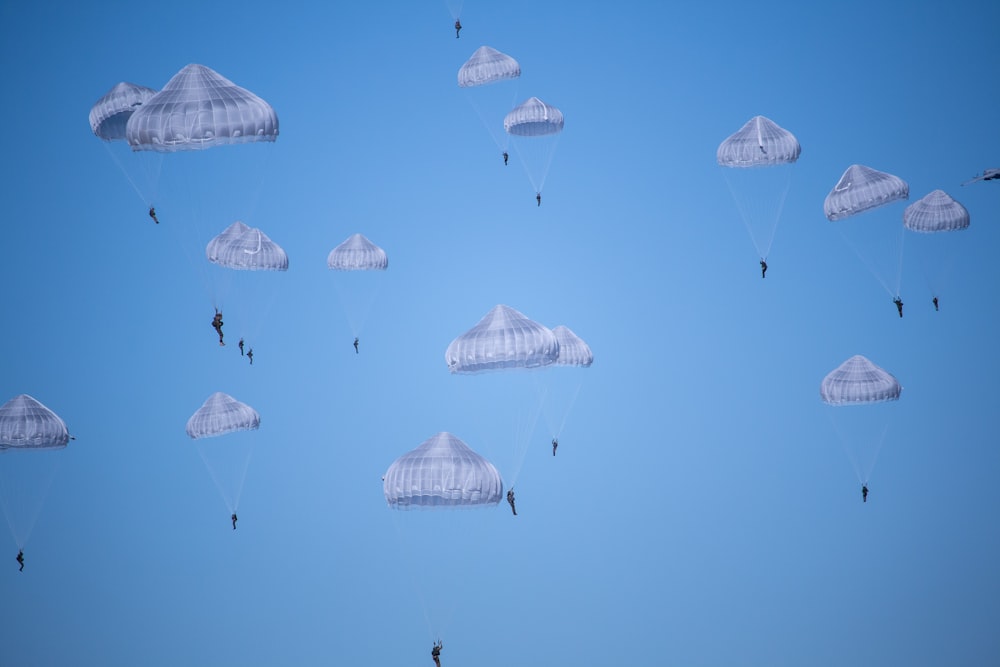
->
[{"left": 2, "top": 2, "right": 999, "bottom": 665}]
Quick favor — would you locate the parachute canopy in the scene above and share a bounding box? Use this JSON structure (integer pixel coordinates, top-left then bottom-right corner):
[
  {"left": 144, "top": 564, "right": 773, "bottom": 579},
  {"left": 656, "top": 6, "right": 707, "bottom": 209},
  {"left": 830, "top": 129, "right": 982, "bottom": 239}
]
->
[
  {"left": 820, "top": 355, "right": 901, "bottom": 406},
  {"left": 716, "top": 115, "right": 800, "bottom": 168},
  {"left": 457, "top": 46, "right": 521, "bottom": 87},
  {"left": 326, "top": 233, "right": 388, "bottom": 271},
  {"left": 206, "top": 221, "right": 288, "bottom": 271},
  {"left": 126, "top": 64, "right": 278, "bottom": 152},
  {"left": 383, "top": 432, "right": 503, "bottom": 509},
  {"left": 551, "top": 325, "right": 593, "bottom": 367},
  {"left": 185, "top": 392, "right": 260, "bottom": 439},
  {"left": 90, "top": 82, "right": 157, "bottom": 141},
  {"left": 446, "top": 305, "right": 559, "bottom": 374},
  {"left": 0, "top": 395, "right": 70, "bottom": 450},
  {"left": 504, "top": 97, "right": 564, "bottom": 137},
  {"left": 903, "top": 190, "right": 970, "bottom": 233},
  {"left": 824, "top": 165, "right": 909, "bottom": 221}
]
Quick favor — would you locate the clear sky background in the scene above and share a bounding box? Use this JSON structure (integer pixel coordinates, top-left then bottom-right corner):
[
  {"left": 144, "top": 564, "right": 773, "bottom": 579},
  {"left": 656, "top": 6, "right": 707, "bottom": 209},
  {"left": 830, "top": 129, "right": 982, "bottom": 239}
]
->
[{"left": 2, "top": 1, "right": 999, "bottom": 665}]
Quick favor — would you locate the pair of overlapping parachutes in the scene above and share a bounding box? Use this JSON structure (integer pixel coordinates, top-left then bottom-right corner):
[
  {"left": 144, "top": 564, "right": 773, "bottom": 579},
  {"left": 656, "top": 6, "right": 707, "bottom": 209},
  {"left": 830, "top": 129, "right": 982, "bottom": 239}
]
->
[
  {"left": 444, "top": 304, "right": 592, "bottom": 373},
  {"left": 90, "top": 64, "right": 278, "bottom": 151}
]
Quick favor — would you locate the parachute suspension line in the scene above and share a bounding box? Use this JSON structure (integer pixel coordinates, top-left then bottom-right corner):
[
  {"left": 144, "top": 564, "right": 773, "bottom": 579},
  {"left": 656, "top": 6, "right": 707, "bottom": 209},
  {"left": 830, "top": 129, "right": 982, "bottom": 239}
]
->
[
  {"left": 102, "top": 143, "right": 149, "bottom": 205},
  {"left": 389, "top": 512, "right": 459, "bottom": 643},
  {"left": 723, "top": 174, "right": 764, "bottom": 259},
  {"left": 505, "top": 394, "right": 544, "bottom": 489},
  {"left": 892, "top": 224, "right": 906, "bottom": 298},
  {"left": 554, "top": 381, "right": 584, "bottom": 439},
  {"left": 468, "top": 96, "right": 514, "bottom": 155},
  {"left": 827, "top": 413, "right": 864, "bottom": 485},
  {"left": 835, "top": 225, "right": 896, "bottom": 299},
  {"left": 534, "top": 134, "right": 560, "bottom": 194},
  {"left": 863, "top": 422, "right": 890, "bottom": 485},
  {"left": 721, "top": 168, "right": 791, "bottom": 261},
  {"left": 0, "top": 453, "right": 61, "bottom": 550},
  {"left": 197, "top": 441, "right": 254, "bottom": 514},
  {"left": 230, "top": 442, "right": 254, "bottom": 512},
  {"left": 763, "top": 178, "right": 792, "bottom": 260}
]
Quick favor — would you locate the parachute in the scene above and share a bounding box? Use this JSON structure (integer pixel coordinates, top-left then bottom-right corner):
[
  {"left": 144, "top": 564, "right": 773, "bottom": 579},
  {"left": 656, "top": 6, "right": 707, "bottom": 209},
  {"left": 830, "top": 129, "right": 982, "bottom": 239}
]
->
[
  {"left": 551, "top": 325, "right": 593, "bottom": 368},
  {"left": 186, "top": 392, "right": 260, "bottom": 517},
  {"left": 0, "top": 395, "right": 71, "bottom": 450},
  {"left": 820, "top": 355, "right": 901, "bottom": 487},
  {"left": 820, "top": 355, "right": 901, "bottom": 405},
  {"left": 327, "top": 234, "right": 388, "bottom": 338},
  {"left": 126, "top": 64, "right": 278, "bottom": 152},
  {"left": 90, "top": 82, "right": 157, "bottom": 142},
  {"left": 206, "top": 221, "right": 289, "bottom": 271},
  {"left": 384, "top": 432, "right": 502, "bottom": 641},
  {"left": 824, "top": 165, "right": 910, "bottom": 300},
  {"left": 504, "top": 97, "right": 564, "bottom": 197},
  {"left": 717, "top": 116, "right": 800, "bottom": 262},
  {"left": 458, "top": 46, "right": 521, "bottom": 158},
  {"left": 383, "top": 432, "right": 504, "bottom": 509},
  {"left": 185, "top": 392, "right": 260, "bottom": 438},
  {"left": 0, "top": 395, "right": 71, "bottom": 551},
  {"left": 326, "top": 233, "right": 388, "bottom": 271},
  {"left": 538, "top": 326, "right": 593, "bottom": 446},
  {"left": 445, "top": 304, "right": 559, "bottom": 374},
  {"left": 824, "top": 165, "right": 908, "bottom": 222},
  {"left": 903, "top": 190, "right": 970, "bottom": 233},
  {"left": 717, "top": 115, "right": 800, "bottom": 168},
  {"left": 903, "top": 190, "right": 970, "bottom": 304},
  {"left": 458, "top": 46, "right": 520, "bottom": 88}
]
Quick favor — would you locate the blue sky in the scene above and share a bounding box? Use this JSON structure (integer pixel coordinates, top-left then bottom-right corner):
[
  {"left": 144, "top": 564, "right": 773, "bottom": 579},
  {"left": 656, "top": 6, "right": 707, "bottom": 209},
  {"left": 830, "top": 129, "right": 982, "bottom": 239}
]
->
[{"left": 2, "top": 1, "right": 999, "bottom": 665}]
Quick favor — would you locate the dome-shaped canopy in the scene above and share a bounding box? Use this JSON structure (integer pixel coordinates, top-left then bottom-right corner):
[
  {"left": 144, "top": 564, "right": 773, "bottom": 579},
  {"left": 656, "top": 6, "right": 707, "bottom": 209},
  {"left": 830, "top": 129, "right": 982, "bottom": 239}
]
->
[
  {"left": 0, "top": 394, "right": 70, "bottom": 450},
  {"left": 716, "top": 115, "right": 800, "bottom": 168},
  {"left": 185, "top": 392, "right": 260, "bottom": 439},
  {"left": 446, "top": 305, "right": 558, "bottom": 374},
  {"left": 383, "top": 432, "right": 503, "bottom": 509},
  {"left": 820, "top": 355, "right": 901, "bottom": 405}
]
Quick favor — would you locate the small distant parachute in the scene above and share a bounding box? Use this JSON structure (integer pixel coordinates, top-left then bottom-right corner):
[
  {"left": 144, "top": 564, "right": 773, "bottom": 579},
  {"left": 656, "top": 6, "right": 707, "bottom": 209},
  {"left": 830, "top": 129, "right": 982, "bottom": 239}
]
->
[
  {"left": 383, "top": 432, "right": 504, "bottom": 509},
  {"left": 186, "top": 392, "right": 259, "bottom": 517},
  {"left": 824, "top": 165, "right": 909, "bottom": 300},
  {"left": 504, "top": 97, "right": 564, "bottom": 137},
  {"left": 206, "top": 221, "right": 288, "bottom": 271},
  {"left": 459, "top": 46, "right": 522, "bottom": 158},
  {"left": 903, "top": 190, "right": 970, "bottom": 303},
  {"left": 504, "top": 97, "right": 564, "bottom": 197},
  {"left": 185, "top": 392, "right": 260, "bottom": 439},
  {"left": 903, "top": 190, "right": 970, "bottom": 233},
  {"left": 551, "top": 325, "right": 593, "bottom": 367},
  {"left": 0, "top": 394, "right": 71, "bottom": 450},
  {"left": 90, "top": 82, "right": 157, "bottom": 142},
  {"left": 0, "top": 395, "right": 71, "bottom": 551},
  {"left": 717, "top": 115, "right": 800, "bottom": 262},
  {"left": 326, "top": 233, "right": 388, "bottom": 271},
  {"left": 717, "top": 115, "right": 800, "bottom": 168},
  {"left": 446, "top": 304, "right": 559, "bottom": 374},
  {"left": 824, "top": 165, "right": 909, "bottom": 222},
  {"left": 820, "top": 355, "right": 901, "bottom": 487},
  {"left": 126, "top": 63, "right": 278, "bottom": 152},
  {"left": 820, "top": 355, "right": 901, "bottom": 405},
  {"left": 458, "top": 46, "right": 520, "bottom": 87},
  {"left": 327, "top": 234, "right": 388, "bottom": 338}
]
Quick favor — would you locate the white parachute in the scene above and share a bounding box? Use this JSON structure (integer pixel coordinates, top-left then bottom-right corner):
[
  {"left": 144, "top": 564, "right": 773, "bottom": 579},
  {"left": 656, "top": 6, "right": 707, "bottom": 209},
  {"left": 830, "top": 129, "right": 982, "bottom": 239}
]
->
[{"left": 717, "top": 116, "right": 800, "bottom": 263}]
